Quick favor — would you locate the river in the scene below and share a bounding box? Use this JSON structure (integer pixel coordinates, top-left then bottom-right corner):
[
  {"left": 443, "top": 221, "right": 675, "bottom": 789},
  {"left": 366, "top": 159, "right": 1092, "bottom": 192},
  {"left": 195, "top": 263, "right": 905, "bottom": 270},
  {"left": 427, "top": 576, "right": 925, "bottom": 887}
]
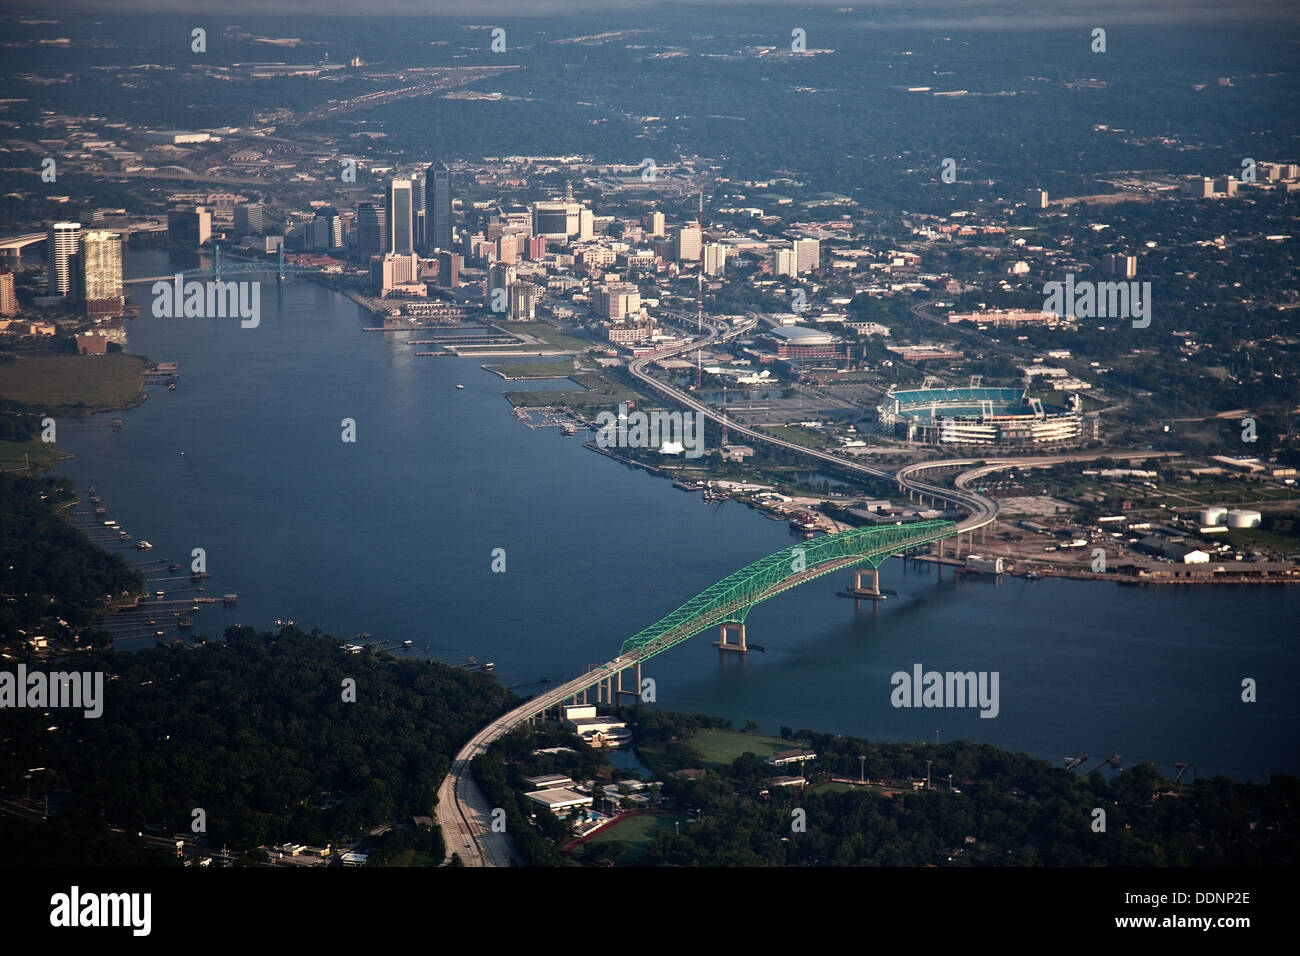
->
[{"left": 51, "top": 248, "right": 1300, "bottom": 784}]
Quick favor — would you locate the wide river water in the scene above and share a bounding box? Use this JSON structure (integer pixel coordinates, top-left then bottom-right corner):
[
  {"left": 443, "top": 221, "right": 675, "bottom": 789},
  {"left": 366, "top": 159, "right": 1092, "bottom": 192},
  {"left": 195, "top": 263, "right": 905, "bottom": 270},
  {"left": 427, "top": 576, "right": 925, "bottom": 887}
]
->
[{"left": 52, "top": 248, "right": 1299, "bottom": 783}]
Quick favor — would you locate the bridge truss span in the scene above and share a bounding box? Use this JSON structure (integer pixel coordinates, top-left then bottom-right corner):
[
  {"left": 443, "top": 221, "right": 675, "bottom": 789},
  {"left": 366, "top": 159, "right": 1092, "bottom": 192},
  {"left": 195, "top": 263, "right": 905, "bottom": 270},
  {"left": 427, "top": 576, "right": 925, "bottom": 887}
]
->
[{"left": 619, "top": 519, "right": 957, "bottom": 661}]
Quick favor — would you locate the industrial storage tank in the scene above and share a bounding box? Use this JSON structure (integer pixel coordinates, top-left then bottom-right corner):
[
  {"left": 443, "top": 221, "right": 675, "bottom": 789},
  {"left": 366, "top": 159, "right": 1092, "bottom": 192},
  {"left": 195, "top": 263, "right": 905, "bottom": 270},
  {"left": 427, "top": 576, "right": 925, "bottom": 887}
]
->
[
  {"left": 1200, "top": 506, "right": 1228, "bottom": 526},
  {"left": 1227, "top": 509, "right": 1262, "bottom": 528}
]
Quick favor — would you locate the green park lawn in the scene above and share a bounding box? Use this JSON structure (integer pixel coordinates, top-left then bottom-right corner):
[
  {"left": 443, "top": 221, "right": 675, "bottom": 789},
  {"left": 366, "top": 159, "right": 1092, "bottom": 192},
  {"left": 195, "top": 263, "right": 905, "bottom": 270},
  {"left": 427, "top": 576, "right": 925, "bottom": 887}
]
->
[{"left": 0, "top": 354, "right": 147, "bottom": 412}]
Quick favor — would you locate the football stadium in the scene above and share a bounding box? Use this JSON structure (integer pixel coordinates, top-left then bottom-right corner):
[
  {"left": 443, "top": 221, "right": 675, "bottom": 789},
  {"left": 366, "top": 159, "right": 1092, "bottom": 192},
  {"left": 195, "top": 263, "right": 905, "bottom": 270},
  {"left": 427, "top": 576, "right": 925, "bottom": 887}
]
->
[{"left": 877, "top": 386, "right": 1084, "bottom": 446}]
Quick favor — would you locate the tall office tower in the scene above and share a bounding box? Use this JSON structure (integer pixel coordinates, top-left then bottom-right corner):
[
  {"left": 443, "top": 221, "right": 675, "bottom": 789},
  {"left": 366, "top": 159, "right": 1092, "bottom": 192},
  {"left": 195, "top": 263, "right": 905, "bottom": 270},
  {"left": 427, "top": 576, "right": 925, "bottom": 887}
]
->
[
  {"left": 386, "top": 179, "right": 414, "bottom": 256},
  {"left": 508, "top": 281, "right": 542, "bottom": 321},
  {"left": 703, "top": 242, "right": 727, "bottom": 276},
  {"left": 527, "top": 236, "right": 547, "bottom": 260},
  {"left": 437, "top": 251, "right": 461, "bottom": 288},
  {"left": 1025, "top": 188, "right": 1049, "bottom": 209},
  {"left": 0, "top": 270, "right": 17, "bottom": 316},
  {"left": 645, "top": 211, "right": 665, "bottom": 237},
  {"left": 773, "top": 248, "right": 797, "bottom": 278},
  {"left": 411, "top": 175, "right": 427, "bottom": 252},
  {"left": 427, "top": 160, "right": 454, "bottom": 252},
  {"left": 74, "top": 230, "right": 124, "bottom": 316},
  {"left": 578, "top": 208, "right": 595, "bottom": 242},
  {"left": 167, "top": 207, "right": 212, "bottom": 248},
  {"left": 46, "top": 222, "right": 81, "bottom": 296},
  {"left": 234, "top": 202, "right": 265, "bottom": 236},
  {"left": 792, "top": 238, "right": 820, "bottom": 274},
  {"left": 354, "top": 202, "right": 387, "bottom": 260},
  {"left": 1102, "top": 254, "right": 1137, "bottom": 279},
  {"left": 675, "top": 224, "right": 702, "bottom": 262}
]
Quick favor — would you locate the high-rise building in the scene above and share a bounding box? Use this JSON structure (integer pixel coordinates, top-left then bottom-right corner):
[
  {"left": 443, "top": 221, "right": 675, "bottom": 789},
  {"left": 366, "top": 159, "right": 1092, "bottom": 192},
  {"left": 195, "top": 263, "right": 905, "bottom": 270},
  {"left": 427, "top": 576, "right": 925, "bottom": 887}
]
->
[
  {"left": 437, "top": 251, "right": 461, "bottom": 288},
  {"left": 411, "top": 176, "right": 427, "bottom": 252},
  {"left": 526, "top": 236, "right": 547, "bottom": 260},
  {"left": 578, "top": 208, "right": 595, "bottom": 242},
  {"left": 370, "top": 253, "right": 422, "bottom": 296},
  {"left": 593, "top": 280, "right": 641, "bottom": 319},
  {"left": 234, "top": 202, "right": 265, "bottom": 236},
  {"left": 1102, "top": 254, "right": 1137, "bottom": 279},
  {"left": 793, "top": 238, "right": 820, "bottom": 274},
  {"left": 167, "top": 207, "right": 211, "bottom": 248},
  {"left": 645, "top": 211, "right": 665, "bottom": 237},
  {"left": 1025, "top": 188, "right": 1049, "bottom": 209},
  {"left": 495, "top": 234, "right": 519, "bottom": 264},
  {"left": 427, "top": 161, "right": 454, "bottom": 252},
  {"left": 308, "top": 208, "right": 344, "bottom": 251},
  {"left": 354, "top": 202, "right": 388, "bottom": 260},
  {"left": 675, "top": 224, "right": 701, "bottom": 262},
  {"left": 532, "top": 201, "right": 582, "bottom": 240},
  {"left": 773, "top": 248, "right": 797, "bottom": 278},
  {"left": 0, "top": 270, "right": 17, "bottom": 316},
  {"left": 488, "top": 263, "right": 517, "bottom": 310},
  {"left": 1215, "top": 176, "right": 1238, "bottom": 197},
  {"left": 508, "top": 281, "right": 542, "bottom": 321},
  {"left": 386, "top": 179, "right": 414, "bottom": 256},
  {"left": 703, "top": 242, "right": 727, "bottom": 276},
  {"left": 46, "top": 222, "right": 81, "bottom": 296},
  {"left": 73, "top": 231, "right": 124, "bottom": 316}
]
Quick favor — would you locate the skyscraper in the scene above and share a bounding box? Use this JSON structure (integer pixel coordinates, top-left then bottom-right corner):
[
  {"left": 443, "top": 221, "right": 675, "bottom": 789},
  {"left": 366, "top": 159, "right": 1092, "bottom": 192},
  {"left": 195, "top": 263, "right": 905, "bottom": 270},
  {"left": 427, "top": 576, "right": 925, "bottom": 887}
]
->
[
  {"left": 386, "top": 179, "right": 414, "bottom": 256},
  {"left": 411, "top": 176, "right": 427, "bottom": 252},
  {"left": 354, "top": 203, "right": 388, "bottom": 261},
  {"left": 427, "top": 161, "right": 453, "bottom": 252},
  {"left": 47, "top": 222, "right": 81, "bottom": 296},
  {"left": 73, "top": 230, "right": 124, "bottom": 316}
]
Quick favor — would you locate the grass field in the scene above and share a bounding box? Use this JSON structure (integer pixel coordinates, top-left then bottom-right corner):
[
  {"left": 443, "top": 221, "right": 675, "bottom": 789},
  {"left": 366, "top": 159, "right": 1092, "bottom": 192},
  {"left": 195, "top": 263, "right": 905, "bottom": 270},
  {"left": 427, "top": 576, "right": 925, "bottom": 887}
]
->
[
  {"left": 0, "top": 437, "right": 70, "bottom": 472},
  {"left": 504, "top": 322, "right": 597, "bottom": 351},
  {"left": 758, "top": 424, "right": 838, "bottom": 450},
  {"left": 483, "top": 360, "right": 577, "bottom": 380},
  {"left": 574, "top": 812, "right": 692, "bottom": 864},
  {"left": 0, "top": 354, "right": 147, "bottom": 412},
  {"left": 638, "top": 729, "right": 795, "bottom": 776}
]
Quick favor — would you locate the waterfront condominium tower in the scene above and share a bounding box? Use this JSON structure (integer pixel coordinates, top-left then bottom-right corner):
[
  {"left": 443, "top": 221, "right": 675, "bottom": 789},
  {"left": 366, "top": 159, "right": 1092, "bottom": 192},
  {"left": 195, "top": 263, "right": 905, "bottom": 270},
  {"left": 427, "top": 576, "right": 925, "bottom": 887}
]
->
[
  {"left": 427, "top": 160, "right": 453, "bottom": 253},
  {"left": 47, "top": 221, "right": 81, "bottom": 296},
  {"left": 73, "top": 230, "right": 125, "bottom": 315},
  {"left": 386, "top": 179, "right": 414, "bottom": 256}
]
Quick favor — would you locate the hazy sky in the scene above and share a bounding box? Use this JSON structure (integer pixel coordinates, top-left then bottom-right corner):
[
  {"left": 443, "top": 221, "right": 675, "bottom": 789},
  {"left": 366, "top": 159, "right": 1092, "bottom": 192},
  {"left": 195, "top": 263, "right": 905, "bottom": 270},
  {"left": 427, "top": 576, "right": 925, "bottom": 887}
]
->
[{"left": 4, "top": 0, "right": 1298, "bottom": 27}]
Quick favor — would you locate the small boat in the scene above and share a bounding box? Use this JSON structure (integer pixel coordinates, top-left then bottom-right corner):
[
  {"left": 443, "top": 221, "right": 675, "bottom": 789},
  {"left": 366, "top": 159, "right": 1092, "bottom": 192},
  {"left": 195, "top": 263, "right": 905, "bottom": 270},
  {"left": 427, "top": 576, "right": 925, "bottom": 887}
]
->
[
  {"left": 273, "top": 618, "right": 296, "bottom": 628},
  {"left": 136, "top": 540, "right": 153, "bottom": 550},
  {"left": 177, "top": 618, "right": 193, "bottom": 629},
  {"left": 403, "top": 640, "right": 413, "bottom": 647},
  {"left": 483, "top": 662, "right": 495, "bottom": 671},
  {"left": 169, "top": 563, "right": 181, "bottom": 572},
  {"left": 167, "top": 382, "right": 177, "bottom": 391},
  {"left": 111, "top": 418, "right": 123, "bottom": 427},
  {"left": 456, "top": 384, "right": 465, "bottom": 389},
  {"left": 222, "top": 593, "right": 238, "bottom": 606}
]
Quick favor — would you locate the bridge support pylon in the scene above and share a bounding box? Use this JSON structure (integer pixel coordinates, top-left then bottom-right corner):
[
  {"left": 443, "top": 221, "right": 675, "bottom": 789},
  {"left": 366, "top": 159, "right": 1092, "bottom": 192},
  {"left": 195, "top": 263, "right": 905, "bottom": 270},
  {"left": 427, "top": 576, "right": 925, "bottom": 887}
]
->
[{"left": 714, "top": 621, "right": 747, "bottom": 653}]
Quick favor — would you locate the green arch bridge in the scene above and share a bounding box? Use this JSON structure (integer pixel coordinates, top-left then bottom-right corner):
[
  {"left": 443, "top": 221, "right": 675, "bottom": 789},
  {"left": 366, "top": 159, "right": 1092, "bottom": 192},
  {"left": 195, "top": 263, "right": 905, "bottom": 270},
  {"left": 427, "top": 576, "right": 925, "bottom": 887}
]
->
[{"left": 617, "top": 519, "right": 957, "bottom": 663}]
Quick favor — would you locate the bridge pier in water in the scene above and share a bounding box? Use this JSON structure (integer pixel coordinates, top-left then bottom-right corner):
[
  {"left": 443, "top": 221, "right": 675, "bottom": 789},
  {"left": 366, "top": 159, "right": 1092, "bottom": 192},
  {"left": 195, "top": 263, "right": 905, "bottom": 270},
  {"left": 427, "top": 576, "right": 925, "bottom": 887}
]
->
[{"left": 714, "top": 621, "right": 747, "bottom": 653}]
